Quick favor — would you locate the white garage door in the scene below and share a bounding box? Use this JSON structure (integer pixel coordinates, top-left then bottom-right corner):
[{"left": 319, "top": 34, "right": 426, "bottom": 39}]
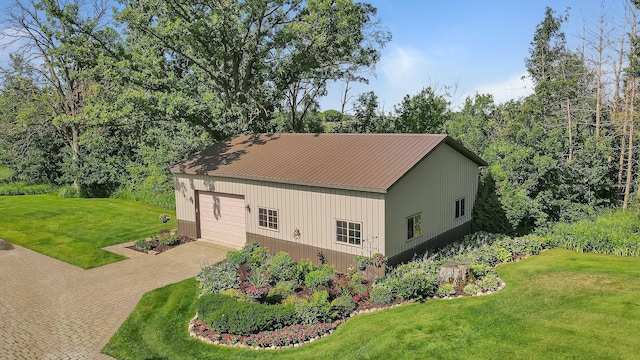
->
[{"left": 198, "top": 192, "right": 246, "bottom": 249}]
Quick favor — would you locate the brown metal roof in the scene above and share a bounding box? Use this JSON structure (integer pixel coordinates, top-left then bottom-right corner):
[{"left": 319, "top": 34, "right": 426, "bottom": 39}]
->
[{"left": 170, "top": 133, "right": 487, "bottom": 193}]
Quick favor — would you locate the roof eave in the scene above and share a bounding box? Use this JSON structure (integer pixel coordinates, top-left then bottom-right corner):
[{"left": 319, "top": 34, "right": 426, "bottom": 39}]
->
[{"left": 171, "top": 171, "right": 388, "bottom": 194}]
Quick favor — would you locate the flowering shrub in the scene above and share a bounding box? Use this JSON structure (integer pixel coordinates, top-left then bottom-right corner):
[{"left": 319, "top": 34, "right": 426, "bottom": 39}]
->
[
  {"left": 245, "top": 323, "right": 332, "bottom": 347},
  {"left": 372, "top": 253, "right": 387, "bottom": 268}
]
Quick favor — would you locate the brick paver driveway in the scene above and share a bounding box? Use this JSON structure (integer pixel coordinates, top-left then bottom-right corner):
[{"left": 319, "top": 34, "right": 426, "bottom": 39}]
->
[{"left": 0, "top": 241, "right": 228, "bottom": 359}]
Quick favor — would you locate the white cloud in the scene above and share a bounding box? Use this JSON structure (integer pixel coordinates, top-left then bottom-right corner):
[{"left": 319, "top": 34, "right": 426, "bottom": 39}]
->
[
  {"left": 473, "top": 72, "right": 534, "bottom": 104},
  {"left": 380, "top": 45, "right": 430, "bottom": 89}
]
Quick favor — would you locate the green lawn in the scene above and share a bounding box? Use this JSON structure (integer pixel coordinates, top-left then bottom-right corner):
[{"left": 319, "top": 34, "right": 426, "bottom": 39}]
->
[
  {"left": 103, "top": 249, "right": 640, "bottom": 359},
  {"left": 0, "top": 194, "right": 176, "bottom": 269}
]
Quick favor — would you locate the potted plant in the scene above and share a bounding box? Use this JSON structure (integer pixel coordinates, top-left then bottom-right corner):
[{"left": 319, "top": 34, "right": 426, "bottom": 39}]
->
[
  {"left": 353, "top": 255, "right": 371, "bottom": 271},
  {"left": 372, "top": 253, "right": 387, "bottom": 268}
]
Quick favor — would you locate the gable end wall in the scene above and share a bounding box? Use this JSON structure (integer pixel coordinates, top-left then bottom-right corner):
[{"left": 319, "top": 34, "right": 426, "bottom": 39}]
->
[{"left": 384, "top": 143, "right": 480, "bottom": 261}]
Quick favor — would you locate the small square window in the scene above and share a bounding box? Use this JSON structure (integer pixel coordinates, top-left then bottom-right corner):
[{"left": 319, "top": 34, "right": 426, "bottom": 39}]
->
[
  {"left": 455, "top": 198, "right": 466, "bottom": 219},
  {"left": 407, "top": 213, "right": 422, "bottom": 239},
  {"left": 336, "top": 220, "right": 361, "bottom": 245},
  {"left": 258, "top": 207, "right": 278, "bottom": 230}
]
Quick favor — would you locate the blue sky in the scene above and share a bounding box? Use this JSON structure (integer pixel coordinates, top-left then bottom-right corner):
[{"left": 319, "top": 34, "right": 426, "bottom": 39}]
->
[
  {"left": 322, "top": 0, "right": 629, "bottom": 112},
  {"left": 0, "top": 0, "right": 630, "bottom": 112}
]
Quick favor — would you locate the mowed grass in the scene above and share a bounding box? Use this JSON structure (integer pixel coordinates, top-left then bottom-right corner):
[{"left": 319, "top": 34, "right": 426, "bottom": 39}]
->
[
  {"left": 103, "top": 249, "right": 640, "bottom": 359},
  {"left": 0, "top": 194, "right": 176, "bottom": 269}
]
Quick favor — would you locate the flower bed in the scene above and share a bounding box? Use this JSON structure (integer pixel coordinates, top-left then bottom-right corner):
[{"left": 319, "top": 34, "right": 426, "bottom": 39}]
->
[
  {"left": 127, "top": 229, "right": 194, "bottom": 254},
  {"left": 192, "top": 233, "right": 541, "bottom": 349}
]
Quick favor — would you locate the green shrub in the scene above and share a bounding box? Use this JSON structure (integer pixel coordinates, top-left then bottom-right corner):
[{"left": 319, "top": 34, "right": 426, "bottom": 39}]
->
[
  {"left": 294, "top": 290, "right": 332, "bottom": 325},
  {"left": 219, "top": 288, "right": 250, "bottom": 302},
  {"left": 197, "top": 293, "right": 296, "bottom": 335},
  {"left": 196, "top": 262, "right": 239, "bottom": 296},
  {"left": 58, "top": 185, "right": 82, "bottom": 198},
  {"left": 470, "top": 263, "right": 492, "bottom": 278},
  {"left": 369, "top": 285, "right": 394, "bottom": 304},
  {"left": 0, "top": 182, "right": 55, "bottom": 196},
  {"left": 245, "top": 244, "right": 269, "bottom": 269},
  {"left": 305, "top": 269, "right": 332, "bottom": 290},
  {"left": 546, "top": 209, "right": 640, "bottom": 257},
  {"left": 295, "top": 258, "right": 314, "bottom": 280},
  {"left": 349, "top": 272, "right": 366, "bottom": 285},
  {"left": 266, "top": 282, "right": 295, "bottom": 304},
  {"left": 437, "top": 283, "right": 456, "bottom": 297},
  {"left": 266, "top": 252, "right": 297, "bottom": 283},
  {"left": 494, "top": 247, "right": 512, "bottom": 263},
  {"left": 349, "top": 281, "right": 368, "bottom": 297},
  {"left": 480, "top": 273, "right": 500, "bottom": 292},
  {"left": 156, "top": 229, "right": 177, "bottom": 246},
  {"left": 135, "top": 238, "right": 152, "bottom": 252},
  {"left": 382, "top": 262, "right": 438, "bottom": 300},
  {"left": 331, "top": 295, "right": 357, "bottom": 313},
  {"left": 463, "top": 283, "right": 481, "bottom": 295},
  {"left": 226, "top": 250, "right": 250, "bottom": 268}
]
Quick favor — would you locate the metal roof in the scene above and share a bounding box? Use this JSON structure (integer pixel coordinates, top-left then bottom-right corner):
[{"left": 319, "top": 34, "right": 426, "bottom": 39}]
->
[{"left": 170, "top": 133, "right": 487, "bottom": 193}]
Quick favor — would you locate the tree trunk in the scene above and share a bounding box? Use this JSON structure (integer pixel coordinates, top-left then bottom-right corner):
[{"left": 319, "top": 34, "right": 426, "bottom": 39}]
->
[
  {"left": 567, "top": 99, "right": 573, "bottom": 163},
  {"left": 618, "top": 121, "right": 627, "bottom": 190},
  {"left": 623, "top": 79, "right": 635, "bottom": 210},
  {"left": 438, "top": 263, "right": 471, "bottom": 286}
]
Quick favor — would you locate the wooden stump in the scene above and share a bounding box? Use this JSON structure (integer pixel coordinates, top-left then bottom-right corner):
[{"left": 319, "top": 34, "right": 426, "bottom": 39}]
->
[{"left": 438, "top": 263, "right": 471, "bottom": 286}]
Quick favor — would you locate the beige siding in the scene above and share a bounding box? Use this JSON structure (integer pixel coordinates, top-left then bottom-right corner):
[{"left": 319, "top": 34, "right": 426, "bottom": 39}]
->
[
  {"left": 174, "top": 174, "right": 385, "bottom": 256},
  {"left": 384, "top": 143, "right": 479, "bottom": 258}
]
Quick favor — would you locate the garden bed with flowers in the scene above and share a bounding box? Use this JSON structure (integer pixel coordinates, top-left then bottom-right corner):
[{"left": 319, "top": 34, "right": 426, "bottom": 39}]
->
[
  {"left": 127, "top": 228, "right": 194, "bottom": 255},
  {"left": 190, "top": 232, "right": 543, "bottom": 349}
]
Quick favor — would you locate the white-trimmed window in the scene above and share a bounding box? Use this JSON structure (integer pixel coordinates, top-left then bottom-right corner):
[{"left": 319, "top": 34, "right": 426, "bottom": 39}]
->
[
  {"left": 455, "top": 198, "right": 466, "bottom": 219},
  {"left": 407, "top": 213, "right": 422, "bottom": 239},
  {"left": 336, "top": 220, "right": 361, "bottom": 245},
  {"left": 258, "top": 207, "right": 278, "bottom": 230}
]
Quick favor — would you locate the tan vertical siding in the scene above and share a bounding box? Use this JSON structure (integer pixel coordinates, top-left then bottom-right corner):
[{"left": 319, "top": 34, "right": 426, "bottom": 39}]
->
[
  {"left": 173, "top": 174, "right": 386, "bottom": 256},
  {"left": 385, "top": 144, "right": 479, "bottom": 258}
]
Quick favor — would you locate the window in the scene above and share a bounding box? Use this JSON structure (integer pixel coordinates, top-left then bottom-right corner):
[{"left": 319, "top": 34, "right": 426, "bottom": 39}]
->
[
  {"left": 336, "top": 220, "right": 361, "bottom": 245},
  {"left": 407, "top": 213, "right": 422, "bottom": 239},
  {"left": 455, "top": 198, "right": 466, "bottom": 219},
  {"left": 258, "top": 207, "right": 278, "bottom": 230}
]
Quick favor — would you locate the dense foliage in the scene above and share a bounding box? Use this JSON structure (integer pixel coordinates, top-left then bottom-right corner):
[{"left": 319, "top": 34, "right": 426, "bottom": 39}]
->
[
  {"left": 198, "top": 293, "right": 297, "bottom": 336},
  {"left": 1, "top": 1, "right": 638, "bottom": 234}
]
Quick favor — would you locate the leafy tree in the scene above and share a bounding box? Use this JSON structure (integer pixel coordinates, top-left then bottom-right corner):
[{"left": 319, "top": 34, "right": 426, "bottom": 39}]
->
[
  {"left": 2, "top": 0, "right": 119, "bottom": 189},
  {"left": 394, "top": 87, "right": 449, "bottom": 134},
  {"left": 0, "top": 55, "right": 62, "bottom": 182},
  {"left": 445, "top": 93, "right": 496, "bottom": 156},
  {"left": 117, "top": 0, "right": 389, "bottom": 136}
]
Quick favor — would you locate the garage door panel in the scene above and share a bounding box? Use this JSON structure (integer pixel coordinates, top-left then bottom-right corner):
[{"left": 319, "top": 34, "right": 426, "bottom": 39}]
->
[{"left": 198, "top": 192, "right": 246, "bottom": 248}]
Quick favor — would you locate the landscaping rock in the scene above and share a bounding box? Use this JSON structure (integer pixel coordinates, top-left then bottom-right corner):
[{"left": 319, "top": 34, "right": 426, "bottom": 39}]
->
[{"left": 0, "top": 239, "right": 14, "bottom": 250}]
